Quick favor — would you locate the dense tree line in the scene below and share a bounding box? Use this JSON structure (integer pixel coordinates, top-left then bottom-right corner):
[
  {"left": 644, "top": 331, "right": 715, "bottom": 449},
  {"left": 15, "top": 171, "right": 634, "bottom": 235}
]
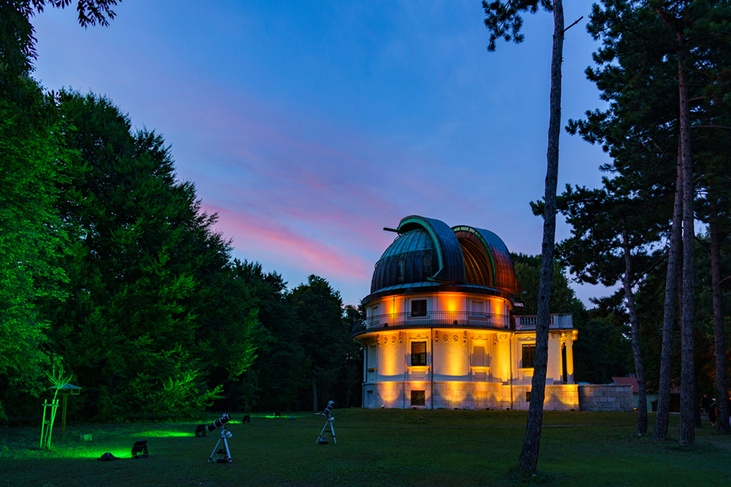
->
[
  {"left": 0, "top": 84, "right": 361, "bottom": 422},
  {"left": 0, "top": 0, "right": 361, "bottom": 422},
  {"left": 559, "top": 0, "right": 731, "bottom": 444}
]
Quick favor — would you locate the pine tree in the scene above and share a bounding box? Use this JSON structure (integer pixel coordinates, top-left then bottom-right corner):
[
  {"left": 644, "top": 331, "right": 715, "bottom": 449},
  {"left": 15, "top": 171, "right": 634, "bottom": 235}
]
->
[{"left": 483, "top": 0, "right": 565, "bottom": 472}]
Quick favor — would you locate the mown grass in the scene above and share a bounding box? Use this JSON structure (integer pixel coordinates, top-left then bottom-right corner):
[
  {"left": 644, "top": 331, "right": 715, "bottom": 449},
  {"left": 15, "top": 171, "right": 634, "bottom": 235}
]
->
[{"left": 1, "top": 409, "right": 730, "bottom": 486}]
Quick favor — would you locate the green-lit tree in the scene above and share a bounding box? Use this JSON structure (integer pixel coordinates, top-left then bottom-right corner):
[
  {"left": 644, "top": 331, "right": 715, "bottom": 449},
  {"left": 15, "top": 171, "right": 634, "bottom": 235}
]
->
[
  {"left": 0, "top": 81, "right": 71, "bottom": 421},
  {"left": 0, "top": 0, "right": 120, "bottom": 422}
]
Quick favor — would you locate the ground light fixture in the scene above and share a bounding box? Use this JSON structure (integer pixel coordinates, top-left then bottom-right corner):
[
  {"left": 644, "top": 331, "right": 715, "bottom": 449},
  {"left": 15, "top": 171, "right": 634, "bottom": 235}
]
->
[{"left": 131, "top": 440, "right": 149, "bottom": 459}]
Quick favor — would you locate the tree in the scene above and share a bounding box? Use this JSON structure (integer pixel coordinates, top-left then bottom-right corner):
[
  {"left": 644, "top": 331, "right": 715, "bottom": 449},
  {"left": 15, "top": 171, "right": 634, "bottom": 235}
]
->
[
  {"left": 483, "top": 0, "right": 565, "bottom": 472},
  {"left": 553, "top": 183, "right": 672, "bottom": 435},
  {"left": 0, "top": 0, "right": 121, "bottom": 422},
  {"left": 0, "top": 0, "right": 118, "bottom": 79},
  {"left": 42, "top": 91, "right": 257, "bottom": 420},
  {"left": 289, "top": 275, "right": 348, "bottom": 411},
  {"left": 656, "top": 1, "right": 698, "bottom": 448},
  {"left": 579, "top": 0, "right": 731, "bottom": 444},
  {"left": 234, "top": 260, "right": 306, "bottom": 412},
  {"left": 0, "top": 80, "right": 71, "bottom": 421}
]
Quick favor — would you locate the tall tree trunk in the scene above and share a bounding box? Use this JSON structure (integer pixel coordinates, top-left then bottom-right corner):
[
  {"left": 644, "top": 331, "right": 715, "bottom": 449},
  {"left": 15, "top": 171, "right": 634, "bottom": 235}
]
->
[
  {"left": 677, "top": 35, "right": 695, "bottom": 448},
  {"left": 709, "top": 186, "right": 730, "bottom": 433},
  {"left": 517, "top": 0, "right": 563, "bottom": 473},
  {"left": 653, "top": 157, "right": 682, "bottom": 441},
  {"left": 622, "top": 225, "right": 647, "bottom": 435}
]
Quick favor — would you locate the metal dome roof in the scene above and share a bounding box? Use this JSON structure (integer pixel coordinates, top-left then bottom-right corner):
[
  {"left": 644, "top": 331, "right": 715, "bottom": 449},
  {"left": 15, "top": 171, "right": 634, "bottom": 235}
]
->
[{"left": 367, "top": 215, "right": 520, "bottom": 300}]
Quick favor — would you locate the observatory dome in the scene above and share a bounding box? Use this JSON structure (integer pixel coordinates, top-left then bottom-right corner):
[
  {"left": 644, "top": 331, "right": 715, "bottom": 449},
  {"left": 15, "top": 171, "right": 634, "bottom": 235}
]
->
[{"left": 367, "top": 215, "right": 520, "bottom": 302}]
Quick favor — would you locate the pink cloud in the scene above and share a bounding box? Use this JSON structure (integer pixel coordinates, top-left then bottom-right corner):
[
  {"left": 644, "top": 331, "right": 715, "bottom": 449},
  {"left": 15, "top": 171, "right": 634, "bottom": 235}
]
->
[{"left": 206, "top": 204, "right": 372, "bottom": 282}]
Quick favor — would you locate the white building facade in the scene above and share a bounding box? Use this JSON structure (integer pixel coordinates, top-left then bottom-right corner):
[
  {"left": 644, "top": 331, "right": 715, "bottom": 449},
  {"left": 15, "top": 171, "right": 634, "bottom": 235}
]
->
[{"left": 352, "top": 215, "right": 579, "bottom": 411}]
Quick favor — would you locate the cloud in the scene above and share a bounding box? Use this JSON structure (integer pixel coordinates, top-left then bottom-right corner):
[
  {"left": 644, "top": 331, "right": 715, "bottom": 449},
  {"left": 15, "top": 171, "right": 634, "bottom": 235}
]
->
[{"left": 206, "top": 204, "right": 372, "bottom": 278}]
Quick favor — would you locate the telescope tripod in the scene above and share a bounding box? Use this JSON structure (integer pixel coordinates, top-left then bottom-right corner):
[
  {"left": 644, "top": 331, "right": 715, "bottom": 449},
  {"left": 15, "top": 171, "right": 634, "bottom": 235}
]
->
[
  {"left": 316, "top": 416, "right": 337, "bottom": 444},
  {"left": 208, "top": 426, "right": 232, "bottom": 463}
]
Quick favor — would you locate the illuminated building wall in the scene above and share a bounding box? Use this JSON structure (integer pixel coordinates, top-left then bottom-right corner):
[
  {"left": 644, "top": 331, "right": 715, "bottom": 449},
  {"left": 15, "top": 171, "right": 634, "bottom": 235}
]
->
[{"left": 354, "top": 215, "right": 581, "bottom": 411}]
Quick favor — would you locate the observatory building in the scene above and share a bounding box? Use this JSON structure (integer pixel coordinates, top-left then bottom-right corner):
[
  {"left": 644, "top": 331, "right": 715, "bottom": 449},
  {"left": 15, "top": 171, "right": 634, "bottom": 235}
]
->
[{"left": 352, "top": 215, "right": 579, "bottom": 410}]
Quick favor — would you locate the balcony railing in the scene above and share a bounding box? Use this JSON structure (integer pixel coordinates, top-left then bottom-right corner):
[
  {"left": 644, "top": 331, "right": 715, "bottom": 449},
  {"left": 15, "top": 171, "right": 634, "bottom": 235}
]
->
[
  {"left": 515, "top": 313, "right": 573, "bottom": 330},
  {"left": 351, "top": 312, "right": 574, "bottom": 335},
  {"left": 362, "top": 311, "right": 511, "bottom": 331}
]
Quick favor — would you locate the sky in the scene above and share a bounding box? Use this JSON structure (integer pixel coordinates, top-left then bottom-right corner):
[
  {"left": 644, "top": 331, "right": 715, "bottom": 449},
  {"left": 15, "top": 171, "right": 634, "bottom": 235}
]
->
[{"left": 32, "top": 0, "right": 615, "bottom": 307}]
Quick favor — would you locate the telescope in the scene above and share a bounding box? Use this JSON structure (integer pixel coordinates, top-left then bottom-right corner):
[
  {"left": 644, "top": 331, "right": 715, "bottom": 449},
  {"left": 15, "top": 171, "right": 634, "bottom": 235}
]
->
[
  {"left": 321, "top": 401, "right": 335, "bottom": 418},
  {"left": 205, "top": 413, "right": 231, "bottom": 432},
  {"left": 316, "top": 400, "right": 337, "bottom": 444}
]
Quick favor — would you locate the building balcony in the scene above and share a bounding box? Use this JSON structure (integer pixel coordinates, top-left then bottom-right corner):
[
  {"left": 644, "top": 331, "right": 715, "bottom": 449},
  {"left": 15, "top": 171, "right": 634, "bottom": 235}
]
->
[
  {"left": 354, "top": 311, "right": 511, "bottom": 334},
  {"left": 514, "top": 313, "right": 573, "bottom": 330},
  {"left": 352, "top": 312, "right": 573, "bottom": 336}
]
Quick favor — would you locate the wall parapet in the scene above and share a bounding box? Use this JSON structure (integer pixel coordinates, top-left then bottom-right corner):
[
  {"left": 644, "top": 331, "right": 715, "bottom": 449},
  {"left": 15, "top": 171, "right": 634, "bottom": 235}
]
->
[
  {"left": 514, "top": 313, "right": 573, "bottom": 330},
  {"left": 578, "top": 384, "right": 633, "bottom": 412}
]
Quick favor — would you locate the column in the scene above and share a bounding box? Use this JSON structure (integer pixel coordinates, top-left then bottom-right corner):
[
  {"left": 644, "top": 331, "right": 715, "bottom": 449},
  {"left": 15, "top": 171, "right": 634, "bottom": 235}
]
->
[{"left": 565, "top": 334, "right": 574, "bottom": 384}]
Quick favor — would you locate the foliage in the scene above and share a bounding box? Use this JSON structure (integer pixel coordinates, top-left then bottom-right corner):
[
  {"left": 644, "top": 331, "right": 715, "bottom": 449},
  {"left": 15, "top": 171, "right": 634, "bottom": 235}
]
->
[
  {"left": 0, "top": 0, "right": 118, "bottom": 78},
  {"left": 34, "top": 91, "right": 257, "bottom": 421},
  {"left": 511, "top": 253, "right": 576, "bottom": 315},
  {"left": 230, "top": 261, "right": 304, "bottom": 412},
  {"left": 482, "top": 0, "right": 553, "bottom": 51},
  {"left": 572, "top": 0, "right": 731, "bottom": 441},
  {"left": 230, "top": 267, "right": 362, "bottom": 413},
  {"left": 288, "top": 275, "right": 358, "bottom": 411},
  {"left": 0, "top": 76, "right": 72, "bottom": 421}
]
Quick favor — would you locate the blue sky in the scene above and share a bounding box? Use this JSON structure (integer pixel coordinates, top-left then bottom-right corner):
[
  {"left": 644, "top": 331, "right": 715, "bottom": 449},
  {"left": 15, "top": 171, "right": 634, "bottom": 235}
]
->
[{"left": 33, "top": 0, "right": 614, "bottom": 306}]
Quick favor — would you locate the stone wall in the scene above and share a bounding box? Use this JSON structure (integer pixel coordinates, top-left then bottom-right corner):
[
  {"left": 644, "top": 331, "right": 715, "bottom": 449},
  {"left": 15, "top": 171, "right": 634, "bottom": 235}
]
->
[
  {"left": 511, "top": 384, "right": 579, "bottom": 411},
  {"left": 578, "top": 384, "right": 633, "bottom": 412}
]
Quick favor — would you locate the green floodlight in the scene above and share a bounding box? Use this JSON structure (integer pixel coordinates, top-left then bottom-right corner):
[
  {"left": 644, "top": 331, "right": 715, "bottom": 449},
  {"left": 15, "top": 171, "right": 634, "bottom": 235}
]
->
[{"left": 131, "top": 440, "right": 149, "bottom": 459}]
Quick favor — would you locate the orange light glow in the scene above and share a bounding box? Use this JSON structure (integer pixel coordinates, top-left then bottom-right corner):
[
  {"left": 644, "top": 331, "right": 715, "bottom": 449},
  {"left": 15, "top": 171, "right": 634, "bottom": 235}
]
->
[
  {"left": 379, "top": 333, "right": 401, "bottom": 376},
  {"left": 441, "top": 331, "right": 469, "bottom": 376},
  {"left": 439, "top": 293, "right": 462, "bottom": 314},
  {"left": 379, "top": 382, "right": 402, "bottom": 407}
]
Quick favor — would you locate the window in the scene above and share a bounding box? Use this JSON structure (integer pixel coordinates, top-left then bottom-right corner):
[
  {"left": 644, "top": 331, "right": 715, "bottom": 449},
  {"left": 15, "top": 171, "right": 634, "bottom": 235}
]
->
[
  {"left": 472, "top": 345, "right": 486, "bottom": 367},
  {"left": 411, "top": 390, "right": 426, "bottom": 406},
  {"left": 411, "top": 299, "right": 427, "bottom": 317},
  {"left": 411, "top": 341, "right": 427, "bottom": 366},
  {"left": 471, "top": 300, "right": 484, "bottom": 316},
  {"left": 369, "top": 305, "right": 379, "bottom": 325},
  {"left": 522, "top": 344, "right": 536, "bottom": 369},
  {"left": 526, "top": 391, "right": 532, "bottom": 402}
]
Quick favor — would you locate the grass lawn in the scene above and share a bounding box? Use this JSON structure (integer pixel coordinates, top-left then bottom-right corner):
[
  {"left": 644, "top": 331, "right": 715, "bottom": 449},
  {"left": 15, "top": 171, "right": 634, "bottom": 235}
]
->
[{"left": 1, "top": 409, "right": 730, "bottom": 486}]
